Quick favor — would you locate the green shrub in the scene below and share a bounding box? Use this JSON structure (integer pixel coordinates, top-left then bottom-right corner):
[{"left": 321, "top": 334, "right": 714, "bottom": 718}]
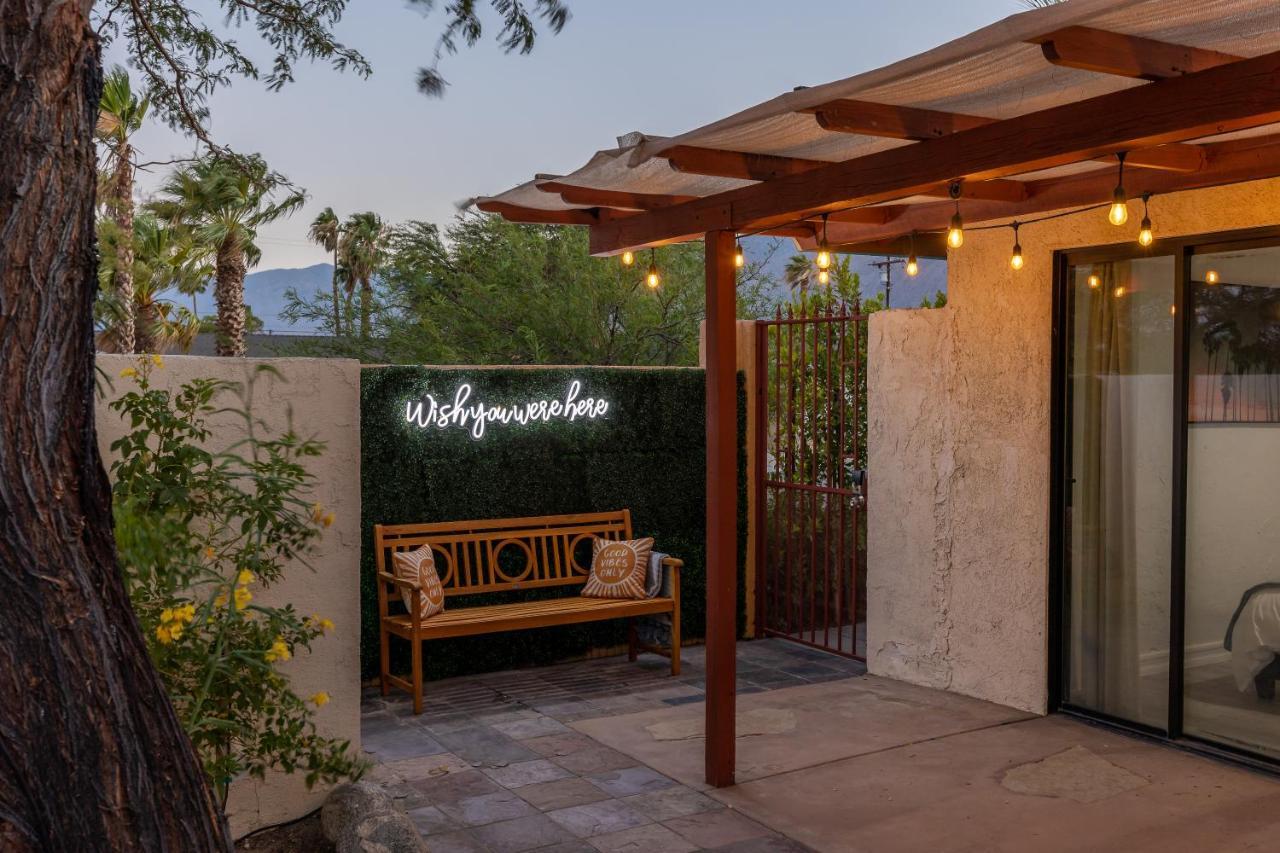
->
[
  {"left": 360, "top": 366, "right": 746, "bottom": 679},
  {"left": 108, "top": 357, "right": 363, "bottom": 805}
]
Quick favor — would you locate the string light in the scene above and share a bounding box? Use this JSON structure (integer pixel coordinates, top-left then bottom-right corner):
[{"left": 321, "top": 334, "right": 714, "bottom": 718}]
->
[
  {"left": 621, "top": 250, "right": 634, "bottom": 267},
  {"left": 1010, "top": 222, "right": 1024, "bottom": 271},
  {"left": 734, "top": 240, "right": 745, "bottom": 269},
  {"left": 1138, "top": 192, "right": 1154, "bottom": 247},
  {"left": 1205, "top": 269, "right": 1220, "bottom": 284},
  {"left": 818, "top": 269, "right": 830, "bottom": 285},
  {"left": 646, "top": 249, "right": 660, "bottom": 289},
  {"left": 946, "top": 182, "right": 964, "bottom": 249},
  {"left": 905, "top": 231, "right": 919, "bottom": 277},
  {"left": 1114, "top": 284, "right": 1127, "bottom": 299},
  {"left": 1108, "top": 152, "right": 1129, "bottom": 226},
  {"left": 815, "top": 214, "right": 832, "bottom": 271},
  {"left": 1088, "top": 273, "right": 1101, "bottom": 289}
]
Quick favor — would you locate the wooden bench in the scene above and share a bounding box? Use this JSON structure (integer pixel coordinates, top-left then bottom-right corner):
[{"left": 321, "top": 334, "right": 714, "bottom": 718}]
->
[{"left": 376, "top": 510, "right": 682, "bottom": 714}]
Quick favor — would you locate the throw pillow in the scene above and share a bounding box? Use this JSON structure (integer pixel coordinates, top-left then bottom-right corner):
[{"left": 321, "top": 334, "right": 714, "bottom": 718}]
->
[
  {"left": 582, "top": 537, "right": 654, "bottom": 600},
  {"left": 392, "top": 544, "right": 446, "bottom": 618}
]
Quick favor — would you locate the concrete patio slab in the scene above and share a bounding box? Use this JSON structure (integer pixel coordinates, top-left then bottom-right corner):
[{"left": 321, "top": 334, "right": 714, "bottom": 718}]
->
[
  {"left": 715, "top": 714, "right": 1280, "bottom": 853},
  {"left": 571, "top": 675, "right": 1033, "bottom": 788}
]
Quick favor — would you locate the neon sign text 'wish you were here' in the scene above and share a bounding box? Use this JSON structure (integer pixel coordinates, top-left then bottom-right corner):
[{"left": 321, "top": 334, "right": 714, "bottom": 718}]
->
[{"left": 405, "top": 381, "right": 610, "bottom": 440}]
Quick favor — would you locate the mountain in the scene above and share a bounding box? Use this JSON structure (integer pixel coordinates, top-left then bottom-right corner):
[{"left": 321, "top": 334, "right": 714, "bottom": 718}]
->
[
  {"left": 742, "top": 235, "right": 947, "bottom": 312},
  {"left": 192, "top": 263, "right": 334, "bottom": 333}
]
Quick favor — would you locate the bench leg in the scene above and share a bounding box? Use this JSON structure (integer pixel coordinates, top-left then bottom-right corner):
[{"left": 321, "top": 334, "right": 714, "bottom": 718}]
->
[
  {"left": 670, "top": 607, "right": 681, "bottom": 677},
  {"left": 411, "top": 634, "right": 424, "bottom": 715},
  {"left": 628, "top": 619, "right": 638, "bottom": 662},
  {"left": 379, "top": 625, "right": 391, "bottom": 697}
]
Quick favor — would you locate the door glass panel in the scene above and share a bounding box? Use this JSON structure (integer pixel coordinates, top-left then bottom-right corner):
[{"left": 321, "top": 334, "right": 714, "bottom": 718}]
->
[
  {"left": 1064, "top": 256, "right": 1174, "bottom": 729},
  {"left": 1184, "top": 247, "right": 1280, "bottom": 759}
]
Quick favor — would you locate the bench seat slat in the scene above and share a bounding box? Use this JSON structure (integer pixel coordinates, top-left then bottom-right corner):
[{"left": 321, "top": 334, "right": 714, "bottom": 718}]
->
[{"left": 385, "top": 595, "right": 675, "bottom": 640}]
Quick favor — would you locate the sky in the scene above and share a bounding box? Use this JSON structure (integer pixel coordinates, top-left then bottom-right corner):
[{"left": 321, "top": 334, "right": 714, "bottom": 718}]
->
[{"left": 108, "top": 0, "right": 1027, "bottom": 271}]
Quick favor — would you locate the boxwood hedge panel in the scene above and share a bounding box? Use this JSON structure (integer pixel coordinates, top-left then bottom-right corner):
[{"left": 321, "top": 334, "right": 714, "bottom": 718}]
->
[{"left": 360, "top": 366, "right": 746, "bottom": 680}]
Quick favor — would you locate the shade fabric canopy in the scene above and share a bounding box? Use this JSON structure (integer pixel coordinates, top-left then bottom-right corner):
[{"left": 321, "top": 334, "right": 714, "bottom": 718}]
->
[{"left": 470, "top": 0, "right": 1280, "bottom": 255}]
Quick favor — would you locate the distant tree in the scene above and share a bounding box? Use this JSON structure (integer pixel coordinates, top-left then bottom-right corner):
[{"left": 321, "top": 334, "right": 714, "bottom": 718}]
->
[
  {"left": 340, "top": 212, "right": 387, "bottom": 338},
  {"left": 309, "top": 207, "right": 343, "bottom": 334},
  {"left": 95, "top": 66, "right": 150, "bottom": 353},
  {"left": 149, "top": 155, "right": 304, "bottom": 356},
  {"left": 919, "top": 291, "right": 948, "bottom": 309}
]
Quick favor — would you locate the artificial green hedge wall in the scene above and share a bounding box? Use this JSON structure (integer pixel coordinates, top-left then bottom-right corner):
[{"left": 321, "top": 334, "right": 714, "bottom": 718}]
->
[{"left": 359, "top": 366, "right": 746, "bottom": 680}]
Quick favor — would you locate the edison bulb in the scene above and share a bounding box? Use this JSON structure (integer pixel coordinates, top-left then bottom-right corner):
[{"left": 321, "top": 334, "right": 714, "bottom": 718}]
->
[
  {"left": 1108, "top": 189, "right": 1129, "bottom": 226},
  {"left": 905, "top": 255, "right": 919, "bottom": 277},
  {"left": 621, "top": 250, "right": 634, "bottom": 267},
  {"left": 1088, "top": 274, "right": 1101, "bottom": 289},
  {"left": 734, "top": 246, "right": 745, "bottom": 268},
  {"left": 947, "top": 212, "right": 964, "bottom": 249},
  {"left": 1138, "top": 217, "right": 1154, "bottom": 247},
  {"left": 1114, "top": 285, "right": 1126, "bottom": 299},
  {"left": 1205, "top": 269, "right": 1219, "bottom": 284},
  {"left": 817, "top": 269, "right": 830, "bottom": 286},
  {"left": 1010, "top": 245, "right": 1024, "bottom": 271},
  {"left": 816, "top": 248, "right": 832, "bottom": 271},
  {"left": 646, "top": 266, "right": 660, "bottom": 289}
]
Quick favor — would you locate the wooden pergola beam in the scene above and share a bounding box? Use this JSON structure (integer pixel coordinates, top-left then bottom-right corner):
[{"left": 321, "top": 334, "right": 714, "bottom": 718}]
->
[
  {"left": 919, "top": 180, "right": 1028, "bottom": 203},
  {"left": 804, "top": 98, "right": 991, "bottom": 139},
  {"left": 535, "top": 181, "right": 697, "bottom": 211},
  {"left": 1118, "top": 144, "right": 1206, "bottom": 173},
  {"left": 664, "top": 145, "right": 826, "bottom": 181},
  {"left": 475, "top": 201, "right": 601, "bottom": 225},
  {"left": 1031, "top": 26, "right": 1242, "bottom": 81},
  {"left": 589, "top": 49, "right": 1280, "bottom": 254}
]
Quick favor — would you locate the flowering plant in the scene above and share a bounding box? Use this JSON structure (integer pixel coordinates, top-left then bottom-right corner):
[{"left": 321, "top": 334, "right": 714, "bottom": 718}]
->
[{"left": 109, "top": 356, "right": 361, "bottom": 805}]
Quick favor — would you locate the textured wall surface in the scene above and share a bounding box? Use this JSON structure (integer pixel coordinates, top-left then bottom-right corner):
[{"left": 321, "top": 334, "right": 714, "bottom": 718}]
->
[
  {"left": 867, "top": 177, "right": 1280, "bottom": 715},
  {"left": 95, "top": 355, "right": 362, "bottom": 838}
]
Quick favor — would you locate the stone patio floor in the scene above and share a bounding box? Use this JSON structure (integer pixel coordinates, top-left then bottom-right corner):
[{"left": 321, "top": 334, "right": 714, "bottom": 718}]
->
[{"left": 362, "top": 639, "right": 1280, "bottom": 853}]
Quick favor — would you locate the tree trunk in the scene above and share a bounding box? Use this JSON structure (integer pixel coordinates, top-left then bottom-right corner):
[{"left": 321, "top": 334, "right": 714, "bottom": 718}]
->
[
  {"left": 360, "top": 275, "right": 372, "bottom": 338},
  {"left": 332, "top": 244, "right": 341, "bottom": 335},
  {"left": 214, "top": 242, "right": 248, "bottom": 357},
  {"left": 0, "top": 2, "right": 230, "bottom": 850},
  {"left": 111, "top": 147, "right": 137, "bottom": 353},
  {"left": 136, "top": 297, "right": 159, "bottom": 354}
]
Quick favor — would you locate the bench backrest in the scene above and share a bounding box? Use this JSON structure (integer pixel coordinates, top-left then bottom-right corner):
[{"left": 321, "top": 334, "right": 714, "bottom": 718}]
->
[{"left": 375, "top": 510, "right": 633, "bottom": 596}]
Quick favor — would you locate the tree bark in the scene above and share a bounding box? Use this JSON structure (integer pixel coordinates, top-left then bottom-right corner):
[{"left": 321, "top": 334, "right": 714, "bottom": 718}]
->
[
  {"left": 360, "top": 275, "right": 372, "bottom": 338},
  {"left": 135, "top": 296, "right": 159, "bottom": 354},
  {"left": 214, "top": 242, "right": 247, "bottom": 356},
  {"left": 111, "top": 147, "right": 137, "bottom": 353},
  {"left": 332, "top": 244, "right": 341, "bottom": 335},
  {"left": 0, "top": 2, "right": 230, "bottom": 850}
]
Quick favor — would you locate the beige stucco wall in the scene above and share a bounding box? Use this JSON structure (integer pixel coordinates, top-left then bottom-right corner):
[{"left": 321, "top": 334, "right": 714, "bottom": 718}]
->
[
  {"left": 867, "top": 176, "right": 1280, "bottom": 715},
  {"left": 95, "top": 355, "right": 362, "bottom": 838}
]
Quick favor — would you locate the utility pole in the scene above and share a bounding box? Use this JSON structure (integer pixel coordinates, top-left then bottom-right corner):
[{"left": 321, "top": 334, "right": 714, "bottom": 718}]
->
[{"left": 870, "top": 255, "right": 905, "bottom": 309}]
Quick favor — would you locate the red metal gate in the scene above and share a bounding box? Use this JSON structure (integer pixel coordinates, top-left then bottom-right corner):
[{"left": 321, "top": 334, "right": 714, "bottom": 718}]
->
[{"left": 755, "top": 302, "right": 868, "bottom": 659}]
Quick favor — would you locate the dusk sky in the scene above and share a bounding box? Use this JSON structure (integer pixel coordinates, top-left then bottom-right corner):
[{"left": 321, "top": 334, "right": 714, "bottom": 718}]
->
[{"left": 109, "top": 0, "right": 1026, "bottom": 270}]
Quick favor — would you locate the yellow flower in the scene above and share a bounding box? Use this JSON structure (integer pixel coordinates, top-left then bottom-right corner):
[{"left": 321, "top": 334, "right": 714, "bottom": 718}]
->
[
  {"left": 160, "top": 607, "right": 174, "bottom": 623},
  {"left": 310, "top": 503, "right": 324, "bottom": 523},
  {"left": 322, "top": 512, "right": 336, "bottom": 528},
  {"left": 204, "top": 546, "right": 216, "bottom": 560},
  {"left": 237, "top": 569, "right": 255, "bottom": 586},
  {"left": 233, "top": 586, "right": 253, "bottom": 611},
  {"left": 119, "top": 367, "right": 138, "bottom": 379},
  {"left": 177, "top": 604, "right": 196, "bottom": 623},
  {"left": 265, "top": 637, "right": 292, "bottom": 663},
  {"left": 155, "top": 624, "right": 172, "bottom": 644},
  {"left": 310, "top": 691, "right": 330, "bottom": 707},
  {"left": 151, "top": 354, "right": 165, "bottom": 368},
  {"left": 167, "top": 622, "right": 184, "bottom": 642},
  {"left": 214, "top": 590, "right": 229, "bottom": 608},
  {"left": 320, "top": 617, "right": 335, "bottom": 633}
]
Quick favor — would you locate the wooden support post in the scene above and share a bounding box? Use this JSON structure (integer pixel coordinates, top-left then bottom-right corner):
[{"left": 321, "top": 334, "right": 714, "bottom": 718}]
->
[{"left": 704, "top": 229, "right": 738, "bottom": 788}]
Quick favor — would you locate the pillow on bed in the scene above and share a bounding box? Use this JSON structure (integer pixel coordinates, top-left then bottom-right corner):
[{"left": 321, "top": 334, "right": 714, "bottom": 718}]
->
[
  {"left": 392, "top": 545, "right": 445, "bottom": 618},
  {"left": 582, "top": 537, "right": 654, "bottom": 600}
]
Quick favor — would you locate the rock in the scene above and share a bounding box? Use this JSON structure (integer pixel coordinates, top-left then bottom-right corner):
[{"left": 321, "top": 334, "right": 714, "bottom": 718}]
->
[{"left": 321, "top": 782, "right": 427, "bottom": 853}]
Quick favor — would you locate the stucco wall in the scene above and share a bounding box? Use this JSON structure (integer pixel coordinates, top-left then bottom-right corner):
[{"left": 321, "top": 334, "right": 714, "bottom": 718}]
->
[
  {"left": 95, "top": 355, "right": 362, "bottom": 838},
  {"left": 867, "top": 176, "right": 1280, "bottom": 715}
]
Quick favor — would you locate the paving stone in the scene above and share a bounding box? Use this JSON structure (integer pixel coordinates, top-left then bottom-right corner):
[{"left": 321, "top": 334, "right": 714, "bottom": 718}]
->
[
  {"left": 471, "top": 813, "right": 577, "bottom": 853},
  {"left": 433, "top": 726, "right": 539, "bottom": 767},
  {"left": 520, "top": 732, "right": 599, "bottom": 759},
  {"left": 586, "top": 822, "right": 698, "bottom": 853},
  {"left": 515, "top": 778, "right": 611, "bottom": 812},
  {"left": 664, "top": 809, "right": 773, "bottom": 848},
  {"left": 586, "top": 767, "right": 678, "bottom": 798},
  {"left": 535, "top": 841, "right": 600, "bottom": 853},
  {"left": 415, "top": 829, "right": 489, "bottom": 852},
  {"left": 481, "top": 758, "right": 574, "bottom": 788},
  {"left": 778, "top": 664, "right": 843, "bottom": 680},
  {"left": 546, "top": 799, "right": 651, "bottom": 838},
  {"left": 362, "top": 726, "right": 448, "bottom": 761},
  {"left": 383, "top": 752, "right": 470, "bottom": 782},
  {"left": 709, "top": 835, "right": 813, "bottom": 852},
  {"left": 548, "top": 745, "right": 637, "bottom": 775},
  {"left": 662, "top": 694, "right": 705, "bottom": 706},
  {"left": 406, "top": 804, "right": 457, "bottom": 836},
  {"left": 491, "top": 715, "right": 571, "bottom": 740},
  {"left": 406, "top": 769, "right": 500, "bottom": 806},
  {"left": 622, "top": 786, "right": 720, "bottom": 821},
  {"left": 439, "top": 790, "right": 539, "bottom": 827}
]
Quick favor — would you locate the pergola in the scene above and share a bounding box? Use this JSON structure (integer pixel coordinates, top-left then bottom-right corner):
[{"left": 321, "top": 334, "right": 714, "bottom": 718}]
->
[{"left": 470, "top": 0, "right": 1280, "bottom": 787}]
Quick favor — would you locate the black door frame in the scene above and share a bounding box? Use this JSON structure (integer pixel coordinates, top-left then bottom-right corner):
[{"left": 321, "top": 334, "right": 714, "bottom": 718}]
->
[{"left": 1049, "top": 224, "right": 1280, "bottom": 774}]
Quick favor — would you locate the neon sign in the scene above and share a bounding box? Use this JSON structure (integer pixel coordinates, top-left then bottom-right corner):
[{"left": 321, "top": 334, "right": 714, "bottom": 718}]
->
[{"left": 405, "top": 380, "right": 610, "bottom": 440}]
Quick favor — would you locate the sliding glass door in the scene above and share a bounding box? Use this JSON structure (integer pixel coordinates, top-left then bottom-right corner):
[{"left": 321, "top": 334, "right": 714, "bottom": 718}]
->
[{"left": 1055, "top": 231, "right": 1280, "bottom": 768}]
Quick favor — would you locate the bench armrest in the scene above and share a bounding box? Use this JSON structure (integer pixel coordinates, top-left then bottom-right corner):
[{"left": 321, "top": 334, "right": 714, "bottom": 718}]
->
[
  {"left": 659, "top": 556, "right": 681, "bottom": 600},
  {"left": 377, "top": 571, "right": 425, "bottom": 627}
]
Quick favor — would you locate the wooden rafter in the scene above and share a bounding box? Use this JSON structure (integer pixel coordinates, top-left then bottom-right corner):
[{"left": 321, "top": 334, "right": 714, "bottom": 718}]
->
[
  {"left": 474, "top": 201, "right": 637, "bottom": 226},
  {"left": 1031, "top": 26, "right": 1242, "bottom": 81},
  {"left": 663, "top": 145, "right": 826, "bottom": 181},
  {"left": 920, "top": 180, "right": 1028, "bottom": 203},
  {"left": 535, "top": 181, "right": 697, "bottom": 211},
  {"left": 804, "top": 99, "right": 992, "bottom": 139},
  {"left": 589, "top": 49, "right": 1280, "bottom": 254}
]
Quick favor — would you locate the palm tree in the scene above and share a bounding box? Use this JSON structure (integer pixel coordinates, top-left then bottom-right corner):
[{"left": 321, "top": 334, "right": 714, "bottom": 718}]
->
[
  {"left": 95, "top": 66, "right": 150, "bottom": 353},
  {"left": 149, "top": 155, "right": 304, "bottom": 356},
  {"left": 309, "top": 207, "right": 343, "bottom": 335},
  {"left": 340, "top": 211, "right": 386, "bottom": 338},
  {"left": 784, "top": 254, "right": 815, "bottom": 297}
]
